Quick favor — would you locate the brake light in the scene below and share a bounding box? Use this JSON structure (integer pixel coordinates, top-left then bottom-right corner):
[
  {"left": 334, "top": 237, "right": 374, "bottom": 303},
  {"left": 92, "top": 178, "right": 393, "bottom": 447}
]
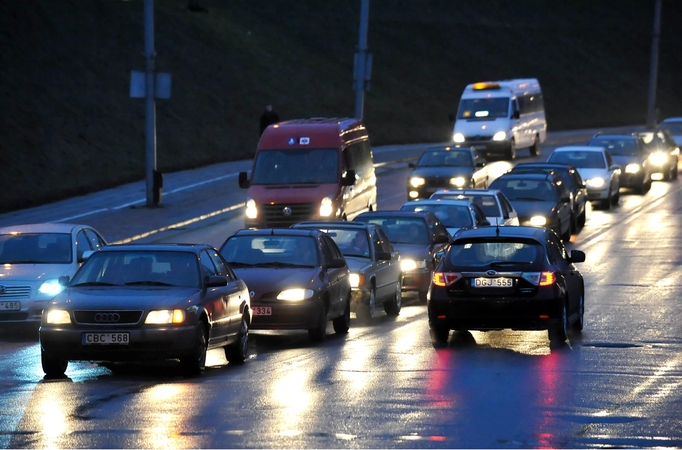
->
[
  {"left": 539, "top": 272, "right": 555, "bottom": 286},
  {"left": 433, "top": 272, "right": 462, "bottom": 287}
]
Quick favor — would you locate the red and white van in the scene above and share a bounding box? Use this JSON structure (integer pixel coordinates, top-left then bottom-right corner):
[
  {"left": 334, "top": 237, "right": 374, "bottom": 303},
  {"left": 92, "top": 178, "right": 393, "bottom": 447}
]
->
[{"left": 238, "top": 118, "right": 378, "bottom": 228}]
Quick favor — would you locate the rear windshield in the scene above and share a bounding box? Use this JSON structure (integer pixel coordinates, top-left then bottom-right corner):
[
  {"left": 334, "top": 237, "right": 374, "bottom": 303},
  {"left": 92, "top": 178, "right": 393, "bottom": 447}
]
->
[
  {"left": 490, "top": 179, "right": 556, "bottom": 202},
  {"left": 457, "top": 97, "right": 510, "bottom": 120},
  {"left": 355, "top": 217, "right": 429, "bottom": 245},
  {"left": 547, "top": 151, "right": 606, "bottom": 169},
  {"left": 430, "top": 193, "right": 499, "bottom": 217},
  {"left": 251, "top": 148, "right": 338, "bottom": 184},
  {"left": 447, "top": 240, "right": 544, "bottom": 269},
  {"left": 400, "top": 203, "right": 472, "bottom": 229}
]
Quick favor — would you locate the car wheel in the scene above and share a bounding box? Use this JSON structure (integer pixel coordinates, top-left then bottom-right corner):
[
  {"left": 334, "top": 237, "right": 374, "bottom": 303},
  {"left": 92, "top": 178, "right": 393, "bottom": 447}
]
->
[
  {"left": 332, "top": 297, "right": 351, "bottom": 334},
  {"left": 429, "top": 323, "right": 450, "bottom": 344},
  {"left": 181, "top": 323, "right": 208, "bottom": 376},
  {"left": 611, "top": 189, "right": 619, "bottom": 206},
  {"left": 309, "top": 304, "right": 328, "bottom": 342},
  {"left": 41, "top": 347, "right": 67, "bottom": 378},
  {"left": 672, "top": 165, "right": 678, "bottom": 180},
  {"left": 637, "top": 181, "right": 647, "bottom": 195},
  {"left": 508, "top": 139, "right": 516, "bottom": 160},
  {"left": 548, "top": 302, "right": 568, "bottom": 344},
  {"left": 529, "top": 135, "right": 540, "bottom": 156},
  {"left": 572, "top": 291, "right": 584, "bottom": 332},
  {"left": 578, "top": 208, "right": 586, "bottom": 229},
  {"left": 356, "top": 287, "right": 376, "bottom": 322},
  {"left": 418, "top": 290, "right": 428, "bottom": 303},
  {"left": 383, "top": 282, "right": 402, "bottom": 316},
  {"left": 570, "top": 213, "right": 578, "bottom": 234},
  {"left": 224, "top": 316, "right": 249, "bottom": 364},
  {"left": 662, "top": 167, "right": 671, "bottom": 181},
  {"left": 561, "top": 221, "right": 571, "bottom": 242}
]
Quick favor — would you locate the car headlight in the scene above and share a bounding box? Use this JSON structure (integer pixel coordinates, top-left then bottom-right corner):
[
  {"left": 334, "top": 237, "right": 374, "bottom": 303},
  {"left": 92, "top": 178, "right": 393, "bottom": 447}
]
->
[
  {"left": 319, "top": 196, "right": 334, "bottom": 217},
  {"left": 529, "top": 216, "right": 547, "bottom": 226},
  {"left": 410, "top": 177, "right": 425, "bottom": 188},
  {"left": 586, "top": 177, "right": 606, "bottom": 188},
  {"left": 401, "top": 259, "right": 427, "bottom": 272},
  {"left": 145, "top": 309, "right": 186, "bottom": 324},
  {"left": 46, "top": 309, "right": 71, "bottom": 324},
  {"left": 277, "top": 288, "right": 314, "bottom": 301},
  {"left": 349, "top": 273, "right": 365, "bottom": 288},
  {"left": 492, "top": 131, "right": 507, "bottom": 141},
  {"left": 649, "top": 152, "right": 668, "bottom": 165},
  {"left": 245, "top": 198, "right": 258, "bottom": 219},
  {"left": 625, "top": 163, "right": 640, "bottom": 173},
  {"left": 453, "top": 133, "right": 465, "bottom": 143},
  {"left": 449, "top": 177, "right": 466, "bottom": 187},
  {"left": 39, "top": 279, "right": 65, "bottom": 296},
  {"left": 672, "top": 147, "right": 680, "bottom": 155}
]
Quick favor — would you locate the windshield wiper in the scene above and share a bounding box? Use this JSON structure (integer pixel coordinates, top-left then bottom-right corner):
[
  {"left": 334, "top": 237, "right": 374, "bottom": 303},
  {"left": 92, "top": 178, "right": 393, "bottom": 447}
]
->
[
  {"left": 72, "top": 281, "right": 119, "bottom": 287},
  {"left": 1, "top": 260, "right": 45, "bottom": 264},
  {"left": 124, "top": 281, "right": 175, "bottom": 286}
]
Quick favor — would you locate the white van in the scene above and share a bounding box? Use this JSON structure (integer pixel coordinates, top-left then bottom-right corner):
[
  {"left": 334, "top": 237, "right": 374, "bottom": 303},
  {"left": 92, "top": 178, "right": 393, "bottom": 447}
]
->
[{"left": 452, "top": 79, "right": 547, "bottom": 160}]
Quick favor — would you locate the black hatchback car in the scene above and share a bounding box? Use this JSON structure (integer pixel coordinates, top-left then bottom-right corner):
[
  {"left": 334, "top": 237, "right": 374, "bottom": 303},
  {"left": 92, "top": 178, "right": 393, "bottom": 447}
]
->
[
  {"left": 509, "top": 162, "right": 588, "bottom": 233},
  {"left": 427, "top": 226, "right": 586, "bottom": 346},
  {"left": 586, "top": 133, "right": 652, "bottom": 194},
  {"left": 407, "top": 146, "right": 488, "bottom": 200}
]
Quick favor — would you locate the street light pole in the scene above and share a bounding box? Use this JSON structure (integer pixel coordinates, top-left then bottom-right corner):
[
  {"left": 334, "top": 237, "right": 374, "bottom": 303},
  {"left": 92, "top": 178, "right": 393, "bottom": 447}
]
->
[
  {"left": 144, "top": 0, "right": 158, "bottom": 206},
  {"left": 354, "top": 0, "right": 371, "bottom": 120},
  {"left": 646, "top": 0, "right": 662, "bottom": 129}
]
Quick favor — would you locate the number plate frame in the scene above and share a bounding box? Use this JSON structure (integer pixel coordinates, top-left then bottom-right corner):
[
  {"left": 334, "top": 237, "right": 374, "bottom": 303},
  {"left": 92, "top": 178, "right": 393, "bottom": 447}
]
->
[
  {"left": 82, "top": 332, "right": 130, "bottom": 345},
  {"left": 0, "top": 301, "right": 21, "bottom": 311},
  {"left": 472, "top": 277, "right": 513, "bottom": 288},
  {"left": 252, "top": 307, "right": 272, "bottom": 316}
]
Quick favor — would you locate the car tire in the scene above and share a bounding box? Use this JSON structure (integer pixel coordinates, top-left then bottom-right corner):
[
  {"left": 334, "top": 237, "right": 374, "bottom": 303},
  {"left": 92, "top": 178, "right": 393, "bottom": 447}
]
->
[
  {"left": 529, "top": 135, "right": 540, "bottom": 156},
  {"left": 429, "top": 323, "right": 450, "bottom": 344},
  {"left": 508, "top": 139, "right": 517, "bottom": 160},
  {"left": 570, "top": 213, "right": 578, "bottom": 235},
  {"left": 309, "top": 304, "right": 328, "bottom": 342},
  {"left": 548, "top": 302, "right": 568, "bottom": 344},
  {"left": 383, "top": 282, "right": 402, "bottom": 316},
  {"left": 41, "top": 347, "right": 67, "bottom": 378},
  {"left": 181, "top": 323, "right": 208, "bottom": 376},
  {"left": 418, "top": 290, "right": 428, "bottom": 303},
  {"left": 561, "top": 221, "right": 571, "bottom": 243},
  {"left": 672, "top": 165, "right": 678, "bottom": 180},
  {"left": 600, "top": 187, "right": 612, "bottom": 210},
  {"left": 578, "top": 208, "right": 586, "bottom": 229},
  {"left": 224, "top": 316, "right": 249, "bottom": 364},
  {"left": 611, "top": 189, "right": 620, "bottom": 206},
  {"left": 332, "top": 297, "right": 351, "bottom": 334},
  {"left": 356, "top": 288, "right": 376, "bottom": 323},
  {"left": 662, "top": 167, "right": 671, "bottom": 181},
  {"left": 572, "top": 291, "right": 584, "bottom": 332}
]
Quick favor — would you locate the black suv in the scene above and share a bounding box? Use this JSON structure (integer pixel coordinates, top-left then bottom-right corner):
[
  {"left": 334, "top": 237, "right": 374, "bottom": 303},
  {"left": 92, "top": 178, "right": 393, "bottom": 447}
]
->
[
  {"left": 586, "top": 133, "right": 652, "bottom": 194},
  {"left": 509, "top": 162, "right": 588, "bottom": 233},
  {"left": 637, "top": 128, "right": 679, "bottom": 181}
]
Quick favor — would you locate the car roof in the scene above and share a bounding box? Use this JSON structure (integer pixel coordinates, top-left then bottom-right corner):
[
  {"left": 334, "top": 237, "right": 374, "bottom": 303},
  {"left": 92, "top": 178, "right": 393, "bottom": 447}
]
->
[
  {"left": 453, "top": 225, "right": 546, "bottom": 241},
  {"left": 232, "top": 228, "right": 323, "bottom": 237},
  {"left": 0, "top": 223, "right": 90, "bottom": 234},
  {"left": 431, "top": 189, "right": 504, "bottom": 197},
  {"left": 660, "top": 117, "right": 682, "bottom": 123},
  {"left": 292, "top": 221, "right": 374, "bottom": 231},
  {"left": 355, "top": 211, "right": 434, "bottom": 220},
  {"left": 552, "top": 145, "right": 607, "bottom": 153},
  {"left": 493, "top": 172, "right": 555, "bottom": 182},
  {"left": 99, "top": 243, "right": 213, "bottom": 253},
  {"left": 402, "top": 199, "right": 473, "bottom": 207},
  {"left": 513, "top": 162, "right": 576, "bottom": 170}
]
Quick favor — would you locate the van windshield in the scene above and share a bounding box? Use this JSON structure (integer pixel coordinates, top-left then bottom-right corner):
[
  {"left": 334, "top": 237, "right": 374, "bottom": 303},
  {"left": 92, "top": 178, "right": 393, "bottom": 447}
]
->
[
  {"left": 251, "top": 148, "right": 339, "bottom": 184},
  {"left": 458, "top": 97, "right": 510, "bottom": 119}
]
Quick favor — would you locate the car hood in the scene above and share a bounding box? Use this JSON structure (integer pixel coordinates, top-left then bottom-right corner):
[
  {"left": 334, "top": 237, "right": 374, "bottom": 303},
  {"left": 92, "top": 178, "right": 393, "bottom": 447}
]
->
[
  {"left": 511, "top": 201, "right": 558, "bottom": 219},
  {"left": 611, "top": 154, "right": 645, "bottom": 166},
  {"left": 390, "top": 243, "right": 433, "bottom": 260},
  {"left": 575, "top": 168, "right": 610, "bottom": 181},
  {"left": 410, "top": 167, "right": 473, "bottom": 179},
  {"left": 0, "top": 264, "right": 74, "bottom": 283},
  {"left": 343, "top": 256, "right": 374, "bottom": 273},
  {"left": 234, "top": 267, "right": 319, "bottom": 301},
  {"left": 51, "top": 287, "right": 200, "bottom": 309}
]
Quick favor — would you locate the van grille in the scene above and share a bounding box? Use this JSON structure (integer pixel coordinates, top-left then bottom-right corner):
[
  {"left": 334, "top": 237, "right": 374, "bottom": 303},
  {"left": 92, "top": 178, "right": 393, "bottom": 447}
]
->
[
  {"left": 0, "top": 285, "right": 32, "bottom": 299},
  {"left": 261, "top": 203, "right": 316, "bottom": 227},
  {"left": 426, "top": 177, "right": 450, "bottom": 188},
  {"left": 465, "top": 135, "right": 493, "bottom": 142}
]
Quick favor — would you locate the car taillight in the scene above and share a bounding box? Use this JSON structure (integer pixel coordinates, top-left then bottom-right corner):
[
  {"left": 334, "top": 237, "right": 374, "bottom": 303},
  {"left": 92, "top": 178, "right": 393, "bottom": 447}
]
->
[
  {"left": 521, "top": 271, "right": 556, "bottom": 286},
  {"left": 433, "top": 272, "right": 462, "bottom": 286},
  {"left": 539, "top": 272, "right": 555, "bottom": 286}
]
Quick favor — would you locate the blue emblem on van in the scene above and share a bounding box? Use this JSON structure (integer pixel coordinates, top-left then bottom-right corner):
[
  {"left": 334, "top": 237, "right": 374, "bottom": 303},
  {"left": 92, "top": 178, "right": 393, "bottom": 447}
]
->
[
  {"left": 300, "top": 137, "right": 310, "bottom": 145},
  {"left": 287, "top": 138, "right": 296, "bottom": 145}
]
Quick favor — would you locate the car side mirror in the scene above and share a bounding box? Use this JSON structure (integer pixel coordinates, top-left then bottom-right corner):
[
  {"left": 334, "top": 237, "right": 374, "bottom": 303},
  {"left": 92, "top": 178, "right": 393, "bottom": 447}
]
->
[
  {"left": 376, "top": 251, "right": 391, "bottom": 261},
  {"left": 79, "top": 250, "right": 94, "bottom": 263},
  {"left": 205, "top": 275, "right": 228, "bottom": 287},
  {"left": 511, "top": 110, "right": 520, "bottom": 120},
  {"left": 408, "top": 162, "right": 416, "bottom": 169},
  {"left": 327, "top": 258, "right": 346, "bottom": 269},
  {"left": 58, "top": 275, "right": 70, "bottom": 286},
  {"left": 238, "top": 171, "right": 250, "bottom": 189},
  {"left": 569, "top": 250, "right": 586, "bottom": 263},
  {"left": 341, "top": 170, "right": 356, "bottom": 187}
]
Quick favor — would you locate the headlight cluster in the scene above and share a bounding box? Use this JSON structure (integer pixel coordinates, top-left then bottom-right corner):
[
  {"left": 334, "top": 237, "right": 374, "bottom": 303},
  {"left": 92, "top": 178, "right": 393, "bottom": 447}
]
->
[
  {"left": 319, "top": 196, "right": 334, "bottom": 217},
  {"left": 529, "top": 216, "right": 547, "bottom": 227},
  {"left": 39, "top": 279, "right": 65, "bottom": 296},
  {"left": 146, "top": 309, "right": 186, "bottom": 324},
  {"left": 401, "top": 259, "right": 427, "bottom": 272},
  {"left": 586, "top": 177, "right": 606, "bottom": 188},
  {"left": 245, "top": 198, "right": 258, "bottom": 219},
  {"left": 46, "top": 310, "right": 71, "bottom": 324},
  {"left": 625, "top": 163, "right": 640, "bottom": 174},
  {"left": 492, "top": 131, "right": 507, "bottom": 141},
  {"left": 277, "top": 288, "right": 314, "bottom": 301},
  {"left": 349, "top": 273, "right": 365, "bottom": 288},
  {"left": 649, "top": 152, "right": 668, "bottom": 165},
  {"left": 449, "top": 177, "right": 466, "bottom": 187},
  {"left": 453, "top": 133, "right": 465, "bottom": 143},
  {"left": 410, "top": 177, "right": 425, "bottom": 188}
]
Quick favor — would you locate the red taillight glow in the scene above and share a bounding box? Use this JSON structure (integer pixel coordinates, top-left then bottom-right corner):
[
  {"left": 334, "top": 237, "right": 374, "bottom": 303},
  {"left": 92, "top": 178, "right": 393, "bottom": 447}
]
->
[
  {"left": 433, "top": 272, "right": 462, "bottom": 287},
  {"left": 539, "top": 272, "right": 555, "bottom": 286}
]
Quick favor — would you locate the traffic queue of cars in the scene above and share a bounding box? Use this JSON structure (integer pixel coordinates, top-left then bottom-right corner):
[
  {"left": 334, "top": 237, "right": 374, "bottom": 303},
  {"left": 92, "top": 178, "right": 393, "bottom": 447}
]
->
[{"left": 3, "top": 118, "right": 679, "bottom": 378}]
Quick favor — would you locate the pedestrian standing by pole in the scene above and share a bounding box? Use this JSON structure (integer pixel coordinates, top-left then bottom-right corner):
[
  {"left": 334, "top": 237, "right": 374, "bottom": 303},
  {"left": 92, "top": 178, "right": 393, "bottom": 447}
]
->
[{"left": 260, "top": 104, "right": 280, "bottom": 135}]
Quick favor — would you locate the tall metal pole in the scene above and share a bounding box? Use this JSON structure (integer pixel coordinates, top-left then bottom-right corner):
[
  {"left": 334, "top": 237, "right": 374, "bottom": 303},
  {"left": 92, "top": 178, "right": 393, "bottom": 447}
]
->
[
  {"left": 646, "top": 0, "right": 662, "bottom": 129},
  {"left": 144, "top": 0, "right": 158, "bottom": 206},
  {"left": 354, "top": 0, "right": 370, "bottom": 119}
]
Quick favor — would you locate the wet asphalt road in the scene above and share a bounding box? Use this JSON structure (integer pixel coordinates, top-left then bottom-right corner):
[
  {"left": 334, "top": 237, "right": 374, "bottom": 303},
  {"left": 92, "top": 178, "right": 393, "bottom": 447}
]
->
[{"left": 1, "top": 129, "right": 681, "bottom": 448}]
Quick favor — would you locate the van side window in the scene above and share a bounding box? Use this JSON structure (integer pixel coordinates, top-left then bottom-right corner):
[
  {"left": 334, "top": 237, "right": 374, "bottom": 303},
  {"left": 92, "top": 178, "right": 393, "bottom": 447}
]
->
[{"left": 343, "top": 140, "right": 372, "bottom": 176}]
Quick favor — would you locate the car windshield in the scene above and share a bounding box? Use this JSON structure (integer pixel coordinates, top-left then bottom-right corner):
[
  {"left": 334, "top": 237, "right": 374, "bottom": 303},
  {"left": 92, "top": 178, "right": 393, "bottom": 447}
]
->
[
  {"left": 547, "top": 151, "right": 606, "bottom": 169},
  {"left": 356, "top": 217, "right": 429, "bottom": 245},
  {"left": 430, "top": 193, "right": 500, "bottom": 217},
  {"left": 490, "top": 179, "right": 556, "bottom": 202},
  {"left": 660, "top": 121, "right": 682, "bottom": 134},
  {"left": 457, "top": 97, "right": 510, "bottom": 119},
  {"left": 251, "top": 148, "right": 338, "bottom": 185},
  {"left": 418, "top": 149, "right": 472, "bottom": 167},
  {"left": 447, "top": 240, "right": 543, "bottom": 269},
  {"left": 302, "top": 227, "right": 369, "bottom": 258},
  {"left": 400, "top": 204, "right": 472, "bottom": 228},
  {"left": 220, "top": 235, "right": 318, "bottom": 267},
  {"left": 70, "top": 251, "right": 201, "bottom": 287},
  {"left": 589, "top": 138, "right": 640, "bottom": 156},
  {"left": 0, "top": 233, "right": 72, "bottom": 264}
]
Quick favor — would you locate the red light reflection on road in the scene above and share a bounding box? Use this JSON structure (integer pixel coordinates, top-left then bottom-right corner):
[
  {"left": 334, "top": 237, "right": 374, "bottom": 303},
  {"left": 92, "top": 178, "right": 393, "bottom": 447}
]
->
[
  {"left": 425, "top": 349, "right": 457, "bottom": 410},
  {"left": 534, "top": 352, "right": 561, "bottom": 449}
]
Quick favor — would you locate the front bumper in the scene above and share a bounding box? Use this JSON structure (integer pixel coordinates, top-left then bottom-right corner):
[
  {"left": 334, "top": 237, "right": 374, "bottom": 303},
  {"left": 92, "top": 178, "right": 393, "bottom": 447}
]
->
[
  {"left": 401, "top": 268, "right": 431, "bottom": 294},
  {"left": 0, "top": 299, "right": 49, "bottom": 324},
  {"left": 250, "top": 300, "right": 323, "bottom": 330}
]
